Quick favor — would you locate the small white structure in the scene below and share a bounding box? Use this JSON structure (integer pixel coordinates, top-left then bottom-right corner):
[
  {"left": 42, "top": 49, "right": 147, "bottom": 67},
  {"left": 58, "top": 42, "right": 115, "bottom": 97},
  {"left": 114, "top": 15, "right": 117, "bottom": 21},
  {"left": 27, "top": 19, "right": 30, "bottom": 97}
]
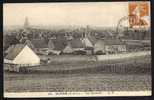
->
[
  {"left": 94, "top": 39, "right": 126, "bottom": 54},
  {"left": 4, "top": 44, "right": 40, "bottom": 66}
]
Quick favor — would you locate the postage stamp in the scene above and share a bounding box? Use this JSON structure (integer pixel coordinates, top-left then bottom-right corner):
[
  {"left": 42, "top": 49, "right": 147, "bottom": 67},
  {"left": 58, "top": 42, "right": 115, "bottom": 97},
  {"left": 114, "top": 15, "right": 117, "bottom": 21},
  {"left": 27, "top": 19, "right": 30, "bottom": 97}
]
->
[
  {"left": 128, "top": 2, "right": 150, "bottom": 28},
  {"left": 117, "top": 2, "right": 150, "bottom": 38},
  {"left": 3, "top": 1, "right": 151, "bottom": 98}
]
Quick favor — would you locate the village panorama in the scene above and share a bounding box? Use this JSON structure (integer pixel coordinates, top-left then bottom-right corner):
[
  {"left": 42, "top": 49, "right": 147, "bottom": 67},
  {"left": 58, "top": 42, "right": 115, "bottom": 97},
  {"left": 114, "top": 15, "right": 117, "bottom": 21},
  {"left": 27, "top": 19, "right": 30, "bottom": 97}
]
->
[{"left": 3, "top": 2, "right": 151, "bottom": 97}]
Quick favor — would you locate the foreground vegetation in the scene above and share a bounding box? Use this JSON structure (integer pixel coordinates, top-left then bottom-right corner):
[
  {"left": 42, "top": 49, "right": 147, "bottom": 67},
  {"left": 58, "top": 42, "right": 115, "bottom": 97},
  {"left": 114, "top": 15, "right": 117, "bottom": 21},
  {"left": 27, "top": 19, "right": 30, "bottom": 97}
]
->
[
  {"left": 4, "top": 72, "right": 151, "bottom": 92},
  {"left": 4, "top": 53, "right": 151, "bottom": 92}
]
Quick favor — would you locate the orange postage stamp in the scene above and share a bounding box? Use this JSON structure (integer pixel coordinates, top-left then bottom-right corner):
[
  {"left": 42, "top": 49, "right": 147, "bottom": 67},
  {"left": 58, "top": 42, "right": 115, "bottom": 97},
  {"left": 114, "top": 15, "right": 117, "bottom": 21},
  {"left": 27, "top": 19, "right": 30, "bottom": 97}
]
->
[{"left": 128, "top": 2, "right": 150, "bottom": 28}]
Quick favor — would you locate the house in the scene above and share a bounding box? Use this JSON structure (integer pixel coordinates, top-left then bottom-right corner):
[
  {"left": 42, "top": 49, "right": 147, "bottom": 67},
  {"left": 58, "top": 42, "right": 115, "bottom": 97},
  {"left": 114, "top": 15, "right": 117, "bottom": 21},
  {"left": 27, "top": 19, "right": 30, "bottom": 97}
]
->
[
  {"left": 82, "top": 37, "right": 93, "bottom": 48},
  {"left": 70, "top": 38, "right": 87, "bottom": 55},
  {"left": 70, "top": 39, "right": 85, "bottom": 51},
  {"left": 81, "top": 32, "right": 93, "bottom": 48},
  {"left": 63, "top": 39, "right": 86, "bottom": 55},
  {"left": 94, "top": 39, "right": 126, "bottom": 54},
  {"left": 4, "top": 44, "right": 40, "bottom": 67},
  {"left": 48, "top": 39, "right": 55, "bottom": 50},
  {"left": 94, "top": 40, "right": 105, "bottom": 54},
  {"left": 25, "top": 39, "right": 49, "bottom": 55},
  {"left": 50, "top": 38, "right": 67, "bottom": 54},
  {"left": 47, "top": 39, "right": 62, "bottom": 55},
  {"left": 24, "top": 39, "right": 35, "bottom": 50},
  {"left": 31, "top": 39, "right": 48, "bottom": 50},
  {"left": 124, "top": 40, "right": 145, "bottom": 51},
  {"left": 81, "top": 34, "right": 95, "bottom": 55},
  {"left": 63, "top": 42, "right": 74, "bottom": 54},
  {"left": 63, "top": 36, "right": 96, "bottom": 55}
]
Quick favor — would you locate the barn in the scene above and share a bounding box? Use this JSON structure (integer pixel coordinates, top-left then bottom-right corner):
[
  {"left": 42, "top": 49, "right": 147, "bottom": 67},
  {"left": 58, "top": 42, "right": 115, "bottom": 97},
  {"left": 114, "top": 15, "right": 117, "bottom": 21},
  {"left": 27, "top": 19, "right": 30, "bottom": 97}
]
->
[
  {"left": 4, "top": 44, "right": 40, "bottom": 72},
  {"left": 94, "top": 39, "right": 126, "bottom": 54},
  {"left": 81, "top": 30, "right": 97, "bottom": 55}
]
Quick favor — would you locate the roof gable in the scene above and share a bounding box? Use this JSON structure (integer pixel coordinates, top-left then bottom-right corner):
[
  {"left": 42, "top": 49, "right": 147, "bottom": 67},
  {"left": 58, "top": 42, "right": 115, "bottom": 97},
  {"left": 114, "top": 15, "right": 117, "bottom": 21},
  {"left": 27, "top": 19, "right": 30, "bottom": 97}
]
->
[
  {"left": 13, "top": 45, "right": 40, "bottom": 65},
  {"left": 82, "top": 37, "right": 93, "bottom": 47},
  {"left": 86, "top": 35, "right": 97, "bottom": 45},
  {"left": 63, "top": 44, "right": 73, "bottom": 53}
]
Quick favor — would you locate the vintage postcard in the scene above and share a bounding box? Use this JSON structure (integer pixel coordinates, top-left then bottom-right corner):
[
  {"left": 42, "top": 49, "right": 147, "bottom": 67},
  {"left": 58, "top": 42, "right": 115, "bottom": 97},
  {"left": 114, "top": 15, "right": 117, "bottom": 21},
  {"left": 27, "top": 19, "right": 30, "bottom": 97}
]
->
[{"left": 3, "top": 1, "right": 151, "bottom": 98}]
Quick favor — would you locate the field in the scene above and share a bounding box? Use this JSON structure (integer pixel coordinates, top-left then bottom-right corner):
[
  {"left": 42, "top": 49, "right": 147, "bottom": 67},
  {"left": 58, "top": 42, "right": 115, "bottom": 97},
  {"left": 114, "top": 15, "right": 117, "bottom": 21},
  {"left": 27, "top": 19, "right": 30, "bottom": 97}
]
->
[
  {"left": 4, "top": 52, "right": 151, "bottom": 92},
  {"left": 4, "top": 72, "right": 151, "bottom": 92}
]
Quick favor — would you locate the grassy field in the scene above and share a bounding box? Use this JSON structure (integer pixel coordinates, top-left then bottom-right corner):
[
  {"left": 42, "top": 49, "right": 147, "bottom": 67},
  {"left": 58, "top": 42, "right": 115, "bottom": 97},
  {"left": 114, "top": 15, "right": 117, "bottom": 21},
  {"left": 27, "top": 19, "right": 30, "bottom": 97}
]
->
[
  {"left": 4, "top": 53, "right": 151, "bottom": 92},
  {"left": 4, "top": 72, "right": 151, "bottom": 92},
  {"left": 4, "top": 63, "right": 151, "bottom": 92},
  {"left": 28, "top": 53, "right": 151, "bottom": 73}
]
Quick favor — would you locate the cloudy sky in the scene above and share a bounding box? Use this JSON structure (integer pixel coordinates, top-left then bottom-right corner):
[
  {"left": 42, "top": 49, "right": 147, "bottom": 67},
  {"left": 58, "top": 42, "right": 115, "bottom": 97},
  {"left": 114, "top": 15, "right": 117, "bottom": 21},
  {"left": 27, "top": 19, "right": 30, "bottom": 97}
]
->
[{"left": 4, "top": 2, "right": 129, "bottom": 27}]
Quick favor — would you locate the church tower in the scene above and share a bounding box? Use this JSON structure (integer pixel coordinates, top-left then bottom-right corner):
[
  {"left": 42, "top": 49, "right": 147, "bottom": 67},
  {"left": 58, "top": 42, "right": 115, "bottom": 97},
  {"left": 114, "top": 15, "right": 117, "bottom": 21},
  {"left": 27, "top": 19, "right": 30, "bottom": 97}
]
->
[{"left": 24, "top": 17, "right": 29, "bottom": 29}]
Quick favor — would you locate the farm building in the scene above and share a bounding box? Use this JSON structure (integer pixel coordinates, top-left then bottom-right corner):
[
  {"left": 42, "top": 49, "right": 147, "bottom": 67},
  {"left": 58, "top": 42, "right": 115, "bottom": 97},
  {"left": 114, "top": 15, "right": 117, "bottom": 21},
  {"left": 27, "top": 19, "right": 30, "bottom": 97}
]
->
[
  {"left": 63, "top": 35, "right": 96, "bottom": 55},
  {"left": 81, "top": 31, "right": 94, "bottom": 48},
  {"left": 94, "top": 39, "right": 126, "bottom": 54},
  {"left": 63, "top": 39, "right": 86, "bottom": 54},
  {"left": 82, "top": 34, "right": 95, "bottom": 54},
  {"left": 63, "top": 42, "right": 74, "bottom": 54},
  {"left": 48, "top": 39, "right": 55, "bottom": 50},
  {"left": 4, "top": 44, "right": 40, "bottom": 67},
  {"left": 70, "top": 39, "right": 85, "bottom": 51},
  {"left": 82, "top": 37, "right": 93, "bottom": 48},
  {"left": 124, "top": 40, "right": 149, "bottom": 51},
  {"left": 47, "top": 39, "right": 62, "bottom": 55},
  {"left": 24, "top": 39, "right": 49, "bottom": 55},
  {"left": 82, "top": 37, "right": 94, "bottom": 55},
  {"left": 24, "top": 39, "right": 35, "bottom": 50},
  {"left": 51, "top": 38, "right": 68, "bottom": 55},
  {"left": 31, "top": 39, "right": 48, "bottom": 51}
]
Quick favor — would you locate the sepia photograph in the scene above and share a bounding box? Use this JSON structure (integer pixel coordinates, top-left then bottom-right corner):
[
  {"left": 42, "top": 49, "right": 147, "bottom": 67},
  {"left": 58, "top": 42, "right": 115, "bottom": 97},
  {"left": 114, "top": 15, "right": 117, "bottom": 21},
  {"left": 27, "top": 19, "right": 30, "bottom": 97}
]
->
[{"left": 3, "top": 1, "right": 151, "bottom": 97}]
